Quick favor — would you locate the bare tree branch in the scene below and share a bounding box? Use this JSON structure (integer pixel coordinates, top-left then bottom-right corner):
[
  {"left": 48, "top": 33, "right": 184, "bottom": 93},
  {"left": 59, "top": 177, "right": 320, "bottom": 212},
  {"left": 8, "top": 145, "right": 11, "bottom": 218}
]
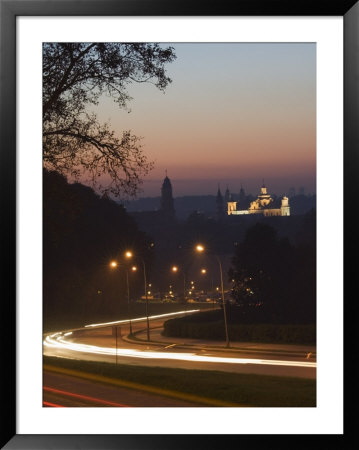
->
[{"left": 43, "top": 43, "right": 176, "bottom": 198}]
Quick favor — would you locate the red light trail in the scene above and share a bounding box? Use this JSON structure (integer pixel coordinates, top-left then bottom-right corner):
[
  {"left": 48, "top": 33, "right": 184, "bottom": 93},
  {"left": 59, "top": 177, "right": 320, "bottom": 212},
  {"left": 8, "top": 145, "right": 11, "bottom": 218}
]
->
[{"left": 43, "top": 386, "right": 129, "bottom": 407}]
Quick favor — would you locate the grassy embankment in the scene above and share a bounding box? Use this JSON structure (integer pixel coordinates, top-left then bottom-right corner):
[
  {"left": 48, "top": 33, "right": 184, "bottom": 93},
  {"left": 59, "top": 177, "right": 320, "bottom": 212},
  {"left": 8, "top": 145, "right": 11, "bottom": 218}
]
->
[{"left": 44, "top": 356, "right": 316, "bottom": 407}]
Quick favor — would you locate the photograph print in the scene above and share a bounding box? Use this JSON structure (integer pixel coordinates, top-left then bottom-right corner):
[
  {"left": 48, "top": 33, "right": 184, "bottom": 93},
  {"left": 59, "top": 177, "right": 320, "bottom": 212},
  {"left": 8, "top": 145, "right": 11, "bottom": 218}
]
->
[{"left": 42, "top": 42, "right": 316, "bottom": 408}]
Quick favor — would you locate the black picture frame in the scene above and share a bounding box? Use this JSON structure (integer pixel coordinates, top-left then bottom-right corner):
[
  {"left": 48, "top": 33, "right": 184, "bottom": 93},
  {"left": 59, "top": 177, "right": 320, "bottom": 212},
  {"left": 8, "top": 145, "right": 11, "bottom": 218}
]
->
[{"left": 1, "top": 0, "right": 357, "bottom": 448}]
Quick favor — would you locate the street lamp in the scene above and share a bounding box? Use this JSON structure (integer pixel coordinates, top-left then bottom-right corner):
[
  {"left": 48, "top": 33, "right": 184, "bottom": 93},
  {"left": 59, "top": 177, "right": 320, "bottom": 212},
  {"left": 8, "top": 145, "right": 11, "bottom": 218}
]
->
[
  {"left": 195, "top": 244, "right": 230, "bottom": 348},
  {"left": 201, "top": 268, "right": 215, "bottom": 307},
  {"left": 172, "top": 265, "right": 187, "bottom": 308},
  {"left": 109, "top": 260, "right": 121, "bottom": 363},
  {"left": 141, "top": 257, "right": 150, "bottom": 341},
  {"left": 126, "top": 251, "right": 150, "bottom": 341},
  {"left": 124, "top": 251, "right": 134, "bottom": 336}
]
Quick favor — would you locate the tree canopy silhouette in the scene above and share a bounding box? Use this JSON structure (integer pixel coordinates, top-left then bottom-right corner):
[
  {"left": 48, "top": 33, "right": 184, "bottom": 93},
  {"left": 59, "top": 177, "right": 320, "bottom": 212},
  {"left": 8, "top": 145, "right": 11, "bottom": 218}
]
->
[
  {"left": 43, "top": 169, "right": 154, "bottom": 328},
  {"left": 229, "top": 220, "right": 316, "bottom": 323},
  {"left": 43, "top": 43, "right": 176, "bottom": 197}
]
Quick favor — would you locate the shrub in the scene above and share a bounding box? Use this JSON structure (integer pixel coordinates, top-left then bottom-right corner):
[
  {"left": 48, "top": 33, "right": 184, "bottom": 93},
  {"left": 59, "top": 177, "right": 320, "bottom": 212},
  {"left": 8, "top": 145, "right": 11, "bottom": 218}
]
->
[{"left": 162, "top": 317, "right": 315, "bottom": 345}]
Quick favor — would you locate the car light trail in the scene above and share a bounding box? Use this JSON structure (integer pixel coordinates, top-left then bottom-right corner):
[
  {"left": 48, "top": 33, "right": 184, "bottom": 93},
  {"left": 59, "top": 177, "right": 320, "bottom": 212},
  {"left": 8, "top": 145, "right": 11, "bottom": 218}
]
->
[
  {"left": 43, "top": 401, "right": 64, "bottom": 407},
  {"left": 83, "top": 309, "right": 200, "bottom": 329},
  {"left": 44, "top": 334, "right": 316, "bottom": 369},
  {"left": 43, "top": 386, "right": 129, "bottom": 407}
]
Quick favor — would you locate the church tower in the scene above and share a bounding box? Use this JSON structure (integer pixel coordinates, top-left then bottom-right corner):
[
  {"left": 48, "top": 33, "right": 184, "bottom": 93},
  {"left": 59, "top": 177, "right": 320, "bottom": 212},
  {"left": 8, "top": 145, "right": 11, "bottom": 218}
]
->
[
  {"left": 216, "top": 186, "right": 224, "bottom": 219},
  {"left": 257, "top": 181, "right": 272, "bottom": 206},
  {"left": 259, "top": 181, "right": 270, "bottom": 198},
  {"left": 239, "top": 184, "right": 246, "bottom": 207},
  {"left": 224, "top": 186, "right": 231, "bottom": 203},
  {"left": 160, "top": 172, "right": 175, "bottom": 218},
  {"left": 280, "top": 196, "right": 290, "bottom": 216}
]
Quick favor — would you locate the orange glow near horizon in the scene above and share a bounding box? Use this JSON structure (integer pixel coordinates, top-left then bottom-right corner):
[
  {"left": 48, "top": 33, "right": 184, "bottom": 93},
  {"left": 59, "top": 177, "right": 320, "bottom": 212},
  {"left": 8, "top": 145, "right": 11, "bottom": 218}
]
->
[{"left": 95, "top": 43, "right": 316, "bottom": 197}]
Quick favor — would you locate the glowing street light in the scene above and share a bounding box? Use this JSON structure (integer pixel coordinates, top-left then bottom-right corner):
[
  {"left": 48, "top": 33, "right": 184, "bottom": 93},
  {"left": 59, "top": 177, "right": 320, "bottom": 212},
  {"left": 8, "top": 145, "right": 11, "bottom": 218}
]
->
[
  {"left": 109, "top": 259, "right": 121, "bottom": 363},
  {"left": 172, "top": 265, "right": 187, "bottom": 307},
  {"left": 195, "top": 244, "right": 230, "bottom": 348},
  {"left": 201, "top": 267, "right": 214, "bottom": 304},
  {"left": 141, "top": 258, "right": 150, "bottom": 341},
  {"left": 121, "top": 251, "right": 136, "bottom": 335},
  {"left": 126, "top": 250, "right": 150, "bottom": 341}
]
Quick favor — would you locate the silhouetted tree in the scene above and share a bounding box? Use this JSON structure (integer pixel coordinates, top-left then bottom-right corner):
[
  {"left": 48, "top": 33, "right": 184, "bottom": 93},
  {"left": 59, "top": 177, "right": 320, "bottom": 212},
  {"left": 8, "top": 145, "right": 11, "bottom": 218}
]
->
[
  {"left": 291, "top": 209, "right": 316, "bottom": 322},
  {"left": 229, "top": 219, "right": 316, "bottom": 324},
  {"left": 43, "top": 169, "right": 154, "bottom": 328},
  {"left": 229, "top": 223, "right": 296, "bottom": 321},
  {"left": 43, "top": 43, "right": 176, "bottom": 197}
]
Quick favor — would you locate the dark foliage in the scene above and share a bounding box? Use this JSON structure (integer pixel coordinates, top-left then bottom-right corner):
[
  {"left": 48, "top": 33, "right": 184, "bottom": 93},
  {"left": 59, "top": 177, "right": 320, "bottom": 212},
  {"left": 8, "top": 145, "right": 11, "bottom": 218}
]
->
[
  {"left": 43, "top": 43, "right": 176, "bottom": 198},
  {"left": 162, "top": 316, "right": 316, "bottom": 345},
  {"left": 229, "top": 217, "right": 316, "bottom": 324},
  {"left": 43, "top": 169, "right": 154, "bottom": 328}
]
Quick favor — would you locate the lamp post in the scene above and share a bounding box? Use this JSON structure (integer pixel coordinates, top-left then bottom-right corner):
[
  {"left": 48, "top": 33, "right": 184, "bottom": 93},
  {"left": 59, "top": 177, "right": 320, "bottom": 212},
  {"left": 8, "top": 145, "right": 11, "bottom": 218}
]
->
[
  {"left": 124, "top": 251, "right": 134, "bottom": 336},
  {"left": 141, "top": 258, "right": 150, "bottom": 341},
  {"left": 109, "top": 260, "right": 122, "bottom": 363},
  {"left": 172, "top": 265, "right": 186, "bottom": 310},
  {"left": 201, "top": 268, "right": 215, "bottom": 308},
  {"left": 196, "top": 244, "right": 230, "bottom": 348},
  {"left": 125, "top": 269, "right": 133, "bottom": 335},
  {"left": 110, "top": 256, "right": 136, "bottom": 339},
  {"left": 126, "top": 251, "right": 150, "bottom": 341}
]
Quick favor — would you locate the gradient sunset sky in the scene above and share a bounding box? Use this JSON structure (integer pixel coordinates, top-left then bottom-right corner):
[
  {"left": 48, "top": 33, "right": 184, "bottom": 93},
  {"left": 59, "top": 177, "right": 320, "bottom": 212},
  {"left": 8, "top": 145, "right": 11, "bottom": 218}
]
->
[{"left": 98, "top": 43, "right": 316, "bottom": 198}]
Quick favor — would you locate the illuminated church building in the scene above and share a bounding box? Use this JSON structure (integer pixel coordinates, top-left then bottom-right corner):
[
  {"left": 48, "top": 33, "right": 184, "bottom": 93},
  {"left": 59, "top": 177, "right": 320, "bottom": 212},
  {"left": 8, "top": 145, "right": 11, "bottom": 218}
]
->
[{"left": 227, "top": 183, "right": 290, "bottom": 217}]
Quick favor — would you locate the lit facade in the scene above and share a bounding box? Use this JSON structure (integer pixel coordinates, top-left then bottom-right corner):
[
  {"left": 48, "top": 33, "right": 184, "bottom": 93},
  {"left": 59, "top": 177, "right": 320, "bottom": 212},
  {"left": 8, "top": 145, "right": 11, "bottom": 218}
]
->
[{"left": 227, "top": 184, "right": 290, "bottom": 217}]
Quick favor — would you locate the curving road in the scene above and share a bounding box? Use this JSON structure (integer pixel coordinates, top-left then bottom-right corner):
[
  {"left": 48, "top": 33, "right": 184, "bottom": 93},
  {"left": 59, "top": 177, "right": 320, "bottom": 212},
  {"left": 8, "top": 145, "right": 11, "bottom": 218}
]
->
[{"left": 43, "top": 310, "right": 316, "bottom": 379}]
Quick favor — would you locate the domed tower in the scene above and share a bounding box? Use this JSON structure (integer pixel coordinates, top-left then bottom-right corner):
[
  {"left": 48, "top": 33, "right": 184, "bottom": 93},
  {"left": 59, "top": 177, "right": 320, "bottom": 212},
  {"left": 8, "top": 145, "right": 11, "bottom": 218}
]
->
[
  {"left": 160, "top": 172, "right": 175, "bottom": 218},
  {"left": 259, "top": 181, "right": 270, "bottom": 199},
  {"left": 257, "top": 181, "right": 272, "bottom": 207}
]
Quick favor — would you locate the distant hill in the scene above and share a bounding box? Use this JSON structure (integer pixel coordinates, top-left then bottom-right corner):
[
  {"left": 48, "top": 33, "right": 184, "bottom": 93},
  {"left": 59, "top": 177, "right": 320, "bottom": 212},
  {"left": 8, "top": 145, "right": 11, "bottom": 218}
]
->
[
  {"left": 123, "top": 196, "right": 161, "bottom": 213},
  {"left": 123, "top": 195, "right": 216, "bottom": 219},
  {"left": 122, "top": 194, "right": 316, "bottom": 219}
]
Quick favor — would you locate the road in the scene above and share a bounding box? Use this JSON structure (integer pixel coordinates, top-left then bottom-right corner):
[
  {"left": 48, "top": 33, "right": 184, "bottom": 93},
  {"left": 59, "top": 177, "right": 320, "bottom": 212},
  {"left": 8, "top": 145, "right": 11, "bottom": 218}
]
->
[
  {"left": 44, "top": 310, "right": 316, "bottom": 380},
  {"left": 43, "top": 371, "right": 202, "bottom": 407}
]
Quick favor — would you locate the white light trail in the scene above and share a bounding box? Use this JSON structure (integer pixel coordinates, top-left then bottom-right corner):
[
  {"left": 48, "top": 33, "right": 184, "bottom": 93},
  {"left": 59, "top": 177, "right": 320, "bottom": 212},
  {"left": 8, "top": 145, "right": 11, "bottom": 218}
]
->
[
  {"left": 44, "top": 334, "right": 316, "bottom": 369},
  {"left": 83, "top": 309, "right": 200, "bottom": 329}
]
